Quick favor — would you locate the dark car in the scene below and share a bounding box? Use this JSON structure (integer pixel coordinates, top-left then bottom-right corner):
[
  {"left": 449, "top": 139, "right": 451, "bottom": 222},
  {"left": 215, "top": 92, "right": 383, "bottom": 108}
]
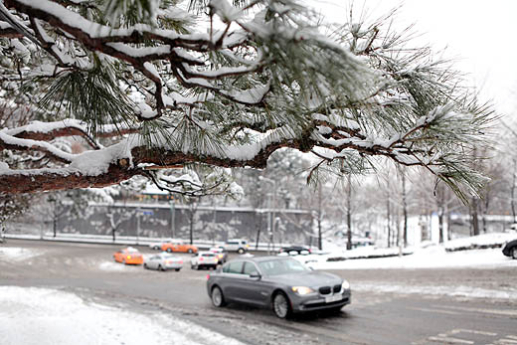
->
[
  {"left": 279, "top": 245, "right": 311, "bottom": 255},
  {"left": 502, "top": 239, "right": 517, "bottom": 259},
  {"left": 206, "top": 256, "right": 351, "bottom": 318}
]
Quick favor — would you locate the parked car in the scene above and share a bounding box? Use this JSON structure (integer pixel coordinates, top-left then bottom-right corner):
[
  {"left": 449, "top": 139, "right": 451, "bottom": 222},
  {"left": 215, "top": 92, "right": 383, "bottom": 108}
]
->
[
  {"left": 191, "top": 252, "right": 219, "bottom": 270},
  {"left": 224, "top": 239, "right": 249, "bottom": 254},
  {"left": 279, "top": 245, "right": 311, "bottom": 255},
  {"left": 502, "top": 239, "right": 517, "bottom": 259},
  {"left": 161, "top": 240, "right": 198, "bottom": 254},
  {"left": 208, "top": 247, "right": 228, "bottom": 264},
  {"left": 113, "top": 247, "right": 144, "bottom": 265},
  {"left": 144, "top": 253, "right": 183, "bottom": 271},
  {"left": 206, "top": 256, "right": 351, "bottom": 318},
  {"left": 149, "top": 240, "right": 172, "bottom": 250}
]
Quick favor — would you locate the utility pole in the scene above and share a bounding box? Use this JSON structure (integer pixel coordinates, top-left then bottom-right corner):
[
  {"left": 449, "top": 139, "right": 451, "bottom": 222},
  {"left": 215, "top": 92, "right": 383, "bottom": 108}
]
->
[
  {"left": 169, "top": 196, "right": 175, "bottom": 239},
  {"left": 318, "top": 184, "right": 322, "bottom": 251},
  {"left": 346, "top": 174, "right": 352, "bottom": 250}
]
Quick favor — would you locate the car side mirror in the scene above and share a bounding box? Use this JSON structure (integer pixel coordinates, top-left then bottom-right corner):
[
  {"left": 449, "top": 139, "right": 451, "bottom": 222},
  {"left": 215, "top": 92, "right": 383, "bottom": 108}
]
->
[{"left": 249, "top": 273, "right": 261, "bottom": 280}]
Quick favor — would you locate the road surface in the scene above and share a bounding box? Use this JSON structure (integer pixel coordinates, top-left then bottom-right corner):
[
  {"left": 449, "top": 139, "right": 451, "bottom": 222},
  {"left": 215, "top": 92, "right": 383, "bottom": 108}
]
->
[{"left": 1, "top": 240, "right": 516, "bottom": 344}]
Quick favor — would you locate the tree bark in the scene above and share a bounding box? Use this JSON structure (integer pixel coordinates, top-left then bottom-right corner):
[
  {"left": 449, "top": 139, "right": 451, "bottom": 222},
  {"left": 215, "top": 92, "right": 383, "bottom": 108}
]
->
[
  {"left": 401, "top": 172, "right": 408, "bottom": 247},
  {"left": 471, "top": 198, "right": 480, "bottom": 236}
]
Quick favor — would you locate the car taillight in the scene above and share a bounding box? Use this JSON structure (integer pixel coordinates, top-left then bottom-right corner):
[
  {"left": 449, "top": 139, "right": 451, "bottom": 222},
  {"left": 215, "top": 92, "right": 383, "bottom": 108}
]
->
[
  {"left": 308, "top": 249, "right": 312, "bottom": 253},
  {"left": 179, "top": 261, "right": 183, "bottom": 264},
  {"left": 206, "top": 275, "right": 210, "bottom": 280},
  {"left": 199, "top": 257, "right": 204, "bottom": 261}
]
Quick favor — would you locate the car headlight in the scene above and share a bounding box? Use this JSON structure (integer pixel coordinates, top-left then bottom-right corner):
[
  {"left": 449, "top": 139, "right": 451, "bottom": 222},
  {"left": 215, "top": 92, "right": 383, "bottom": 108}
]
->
[
  {"left": 341, "top": 280, "right": 350, "bottom": 290},
  {"left": 292, "top": 286, "right": 314, "bottom": 295}
]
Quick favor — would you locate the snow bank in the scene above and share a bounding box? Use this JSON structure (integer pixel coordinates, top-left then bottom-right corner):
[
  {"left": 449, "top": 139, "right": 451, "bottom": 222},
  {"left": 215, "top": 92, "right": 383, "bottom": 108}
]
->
[
  {"left": 445, "top": 232, "right": 516, "bottom": 252},
  {"left": 311, "top": 247, "right": 517, "bottom": 270},
  {"left": 0, "top": 286, "right": 243, "bottom": 345}
]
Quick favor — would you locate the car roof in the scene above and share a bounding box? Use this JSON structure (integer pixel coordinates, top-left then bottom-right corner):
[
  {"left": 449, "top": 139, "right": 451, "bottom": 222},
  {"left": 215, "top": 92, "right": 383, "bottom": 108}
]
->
[{"left": 234, "top": 256, "right": 291, "bottom": 263}]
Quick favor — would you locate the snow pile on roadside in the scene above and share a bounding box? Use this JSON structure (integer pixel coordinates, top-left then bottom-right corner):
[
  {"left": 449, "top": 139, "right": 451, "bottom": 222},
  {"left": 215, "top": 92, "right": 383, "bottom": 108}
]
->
[
  {"left": 353, "top": 282, "right": 517, "bottom": 300},
  {"left": 325, "top": 246, "right": 414, "bottom": 261},
  {"left": 310, "top": 247, "right": 517, "bottom": 270},
  {"left": 445, "top": 232, "right": 516, "bottom": 252},
  {"left": 0, "top": 286, "right": 243, "bottom": 345},
  {"left": 0, "top": 247, "right": 42, "bottom": 262}
]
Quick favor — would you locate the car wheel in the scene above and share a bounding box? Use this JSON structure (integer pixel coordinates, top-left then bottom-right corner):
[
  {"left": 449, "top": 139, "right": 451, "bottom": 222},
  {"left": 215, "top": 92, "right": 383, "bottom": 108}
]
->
[
  {"left": 144, "top": 263, "right": 148, "bottom": 269},
  {"left": 175, "top": 268, "right": 180, "bottom": 272},
  {"left": 211, "top": 286, "right": 226, "bottom": 307},
  {"left": 273, "top": 292, "right": 292, "bottom": 319},
  {"left": 512, "top": 247, "right": 517, "bottom": 260},
  {"left": 237, "top": 248, "right": 244, "bottom": 254},
  {"left": 187, "top": 249, "right": 193, "bottom": 254},
  {"left": 166, "top": 248, "right": 172, "bottom": 253},
  {"left": 158, "top": 265, "right": 164, "bottom": 271}
]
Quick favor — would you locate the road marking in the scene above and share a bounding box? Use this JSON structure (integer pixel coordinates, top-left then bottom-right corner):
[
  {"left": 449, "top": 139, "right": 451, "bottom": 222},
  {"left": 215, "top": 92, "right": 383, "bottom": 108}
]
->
[
  {"left": 428, "top": 336, "right": 474, "bottom": 344},
  {"left": 494, "top": 339, "right": 517, "bottom": 344},
  {"left": 507, "top": 336, "right": 517, "bottom": 340},
  {"left": 408, "top": 307, "right": 462, "bottom": 315},
  {"left": 451, "top": 329, "right": 498, "bottom": 336},
  {"left": 433, "top": 305, "right": 517, "bottom": 317}
]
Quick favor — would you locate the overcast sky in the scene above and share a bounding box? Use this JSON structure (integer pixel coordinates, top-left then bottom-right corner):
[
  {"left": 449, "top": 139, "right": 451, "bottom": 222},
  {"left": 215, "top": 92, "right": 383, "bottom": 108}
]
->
[{"left": 311, "top": 0, "right": 517, "bottom": 116}]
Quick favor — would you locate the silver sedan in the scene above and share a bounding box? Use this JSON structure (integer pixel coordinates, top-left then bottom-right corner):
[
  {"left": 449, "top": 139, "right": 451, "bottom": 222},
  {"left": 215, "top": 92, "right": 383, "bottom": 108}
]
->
[
  {"left": 206, "top": 256, "right": 351, "bottom": 318},
  {"left": 144, "top": 253, "right": 183, "bottom": 271}
]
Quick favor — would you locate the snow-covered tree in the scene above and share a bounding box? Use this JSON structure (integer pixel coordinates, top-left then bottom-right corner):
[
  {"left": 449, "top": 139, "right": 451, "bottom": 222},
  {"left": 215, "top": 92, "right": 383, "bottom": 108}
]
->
[{"left": 0, "top": 0, "right": 492, "bottom": 200}]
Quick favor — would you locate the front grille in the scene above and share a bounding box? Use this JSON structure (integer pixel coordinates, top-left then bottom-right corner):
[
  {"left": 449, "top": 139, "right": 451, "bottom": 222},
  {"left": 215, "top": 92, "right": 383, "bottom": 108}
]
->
[
  {"left": 319, "top": 286, "right": 331, "bottom": 294},
  {"left": 333, "top": 284, "right": 341, "bottom": 293}
]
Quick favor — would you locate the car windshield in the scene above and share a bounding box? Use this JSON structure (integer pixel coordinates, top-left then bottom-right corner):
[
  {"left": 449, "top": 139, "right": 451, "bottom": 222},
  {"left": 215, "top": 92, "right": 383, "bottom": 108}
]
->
[{"left": 258, "top": 259, "right": 309, "bottom": 276}]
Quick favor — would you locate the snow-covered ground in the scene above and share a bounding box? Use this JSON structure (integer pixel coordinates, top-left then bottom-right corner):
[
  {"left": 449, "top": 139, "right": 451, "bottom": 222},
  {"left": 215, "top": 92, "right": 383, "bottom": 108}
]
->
[
  {"left": 0, "top": 286, "right": 243, "bottom": 345},
  {"left": 311, "top": 247, "right": 517, "bottom": 270},
  {"left": 444, "top": 232, "right": 516, "bottom": 251},
  {"left": 294, "top": 232, "right": 517, "bottom": 270}
]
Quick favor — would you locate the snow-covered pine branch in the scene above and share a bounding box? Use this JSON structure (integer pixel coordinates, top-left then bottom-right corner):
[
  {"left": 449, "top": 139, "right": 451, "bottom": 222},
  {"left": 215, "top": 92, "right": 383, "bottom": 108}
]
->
[{"left": 0, "top": 0, "right": 493, "bottom": 200}]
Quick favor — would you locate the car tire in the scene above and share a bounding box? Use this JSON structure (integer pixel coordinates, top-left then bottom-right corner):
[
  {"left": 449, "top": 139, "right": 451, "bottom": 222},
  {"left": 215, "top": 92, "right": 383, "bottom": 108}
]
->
[
  {"left": 187, "top": 249, "right": 193, "bottom": 254},
  {"left": 512, "top": 247, "right": 517, "bottom": 260},
  {"left": 144, "top": 263, "right": 148, "bottom": 269},
  {"left": 158, "top": 265, "right": 164, "bottom": 271},
  {"left": 237, "top": 248, "right": 244, "bottom": 254},
  {"left": 175, "top": 268, "right": 180, "bottom": 272},
  {"left": 273, "top": 292, "right": 292, "bottom": 319},
  {"left": 211, "top": 286, "right": 226, "bottom": 307},
  {"left": 166, "top": 248, "right": 172, "bottom": 253}
]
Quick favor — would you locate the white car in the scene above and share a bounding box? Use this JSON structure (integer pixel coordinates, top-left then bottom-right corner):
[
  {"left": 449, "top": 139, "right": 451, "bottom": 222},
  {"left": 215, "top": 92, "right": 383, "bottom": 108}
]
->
[
  {"left": 144, "top": 253, "right": 183, "bottom": 271},
  {"left": 224, "top": 239, "right": 250, "bottom": 254},
  {"left": 190, "top": 252, "right": 219, "bottom": 270},
  {"left": 148, "top": 239, "right": 173, "bottom": 250}
]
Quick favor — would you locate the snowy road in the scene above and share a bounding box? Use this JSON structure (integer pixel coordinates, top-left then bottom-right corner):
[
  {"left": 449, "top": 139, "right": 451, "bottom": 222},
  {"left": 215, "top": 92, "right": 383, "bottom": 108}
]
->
[{"left": 1, "top": 239, "right": 516, "bottom": 345}]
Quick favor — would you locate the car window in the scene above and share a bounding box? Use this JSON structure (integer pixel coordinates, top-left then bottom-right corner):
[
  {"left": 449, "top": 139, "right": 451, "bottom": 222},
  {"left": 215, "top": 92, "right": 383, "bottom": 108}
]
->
[
  {"left": 258, "top": 259, "right": 309, "bottom": 276},
  {"left": 243, "top": 262, "right": 259, "bottom": 276},
  {"left": 227, "top": 241, "right": 238, "bottom": 245},
  {"left": 224, "top": 261, "right": 243, "bottom": 274},
  {"left": 202, "top": 253, "right": 215, "bottom": 257}
]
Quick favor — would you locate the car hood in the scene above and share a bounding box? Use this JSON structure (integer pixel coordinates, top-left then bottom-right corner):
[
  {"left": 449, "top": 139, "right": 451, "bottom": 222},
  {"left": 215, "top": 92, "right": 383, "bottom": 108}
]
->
[{"left": 266, "top": 271, "right": 341, "bottom": 288}]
